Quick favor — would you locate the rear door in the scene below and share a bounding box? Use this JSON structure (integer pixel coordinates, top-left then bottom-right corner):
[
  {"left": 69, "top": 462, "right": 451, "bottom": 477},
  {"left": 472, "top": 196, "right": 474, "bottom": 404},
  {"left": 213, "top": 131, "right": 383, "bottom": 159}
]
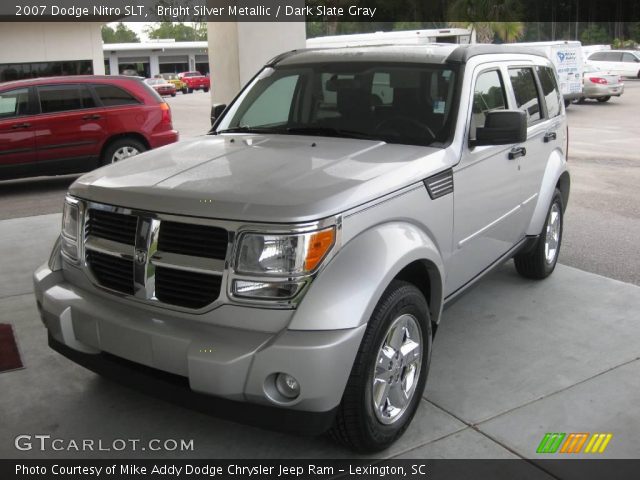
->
[
  {"left": 0, "top": 87, "right": 36, "bottom": 169},
  {"left": 621, "top": 52, "right": 640, "bottom": 78},
  {"left": 33, "top": 84, "right": 107, "bottom": 167}
]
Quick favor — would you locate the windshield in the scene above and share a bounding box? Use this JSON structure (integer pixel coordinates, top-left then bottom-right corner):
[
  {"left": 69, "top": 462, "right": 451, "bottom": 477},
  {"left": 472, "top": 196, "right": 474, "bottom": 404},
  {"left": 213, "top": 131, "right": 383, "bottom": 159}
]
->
[{"left": 215, "top": 62, "right": 459, "bottom": 147}]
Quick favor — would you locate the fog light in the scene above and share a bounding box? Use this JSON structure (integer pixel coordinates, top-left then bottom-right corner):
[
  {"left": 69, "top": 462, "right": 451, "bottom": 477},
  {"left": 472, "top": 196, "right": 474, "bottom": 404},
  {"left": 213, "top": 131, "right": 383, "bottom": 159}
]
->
[{"left": 275, "top": 373, "right": 300, "bottom": 399}]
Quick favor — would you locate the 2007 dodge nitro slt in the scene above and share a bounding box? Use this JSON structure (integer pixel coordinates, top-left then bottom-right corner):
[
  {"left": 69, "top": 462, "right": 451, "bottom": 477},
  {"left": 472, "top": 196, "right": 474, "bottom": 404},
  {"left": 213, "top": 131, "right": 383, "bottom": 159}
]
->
[{"left": 35, "top": 44, "right": 570, "bottom": 452}]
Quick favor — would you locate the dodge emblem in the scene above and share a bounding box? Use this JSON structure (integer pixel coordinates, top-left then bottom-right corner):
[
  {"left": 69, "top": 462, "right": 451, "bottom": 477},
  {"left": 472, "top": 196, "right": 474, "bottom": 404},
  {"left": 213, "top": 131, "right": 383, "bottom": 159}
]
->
[{"left": 134, "top": 249, "right": 147, "bottom": 265}]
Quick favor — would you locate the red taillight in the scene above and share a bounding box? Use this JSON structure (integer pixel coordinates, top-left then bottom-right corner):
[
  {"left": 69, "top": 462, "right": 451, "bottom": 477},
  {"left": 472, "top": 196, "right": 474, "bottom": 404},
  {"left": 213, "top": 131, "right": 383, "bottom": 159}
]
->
[
  {"left": 159, "top": 102, "right": 172, "bottom": 127},
  {"left": 589, "top": 77, "right": 608, "bottom": 85}
]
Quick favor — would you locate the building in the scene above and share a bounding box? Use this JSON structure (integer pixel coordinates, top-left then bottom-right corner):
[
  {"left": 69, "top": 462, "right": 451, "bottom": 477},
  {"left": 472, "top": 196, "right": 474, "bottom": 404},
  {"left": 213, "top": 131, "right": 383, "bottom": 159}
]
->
[
  {"left": 103, "top": 41, "right": 210, "bottom": 78},
  {"left": 0, "top": 23, "right": 104, "bottom": 82}
]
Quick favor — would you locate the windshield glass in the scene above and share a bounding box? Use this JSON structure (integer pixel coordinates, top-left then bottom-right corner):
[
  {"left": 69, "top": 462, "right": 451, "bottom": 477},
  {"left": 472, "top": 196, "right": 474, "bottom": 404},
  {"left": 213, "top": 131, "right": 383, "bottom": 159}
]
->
[{"left": 216, "top": 62, "right": 459, "bottom": 147}]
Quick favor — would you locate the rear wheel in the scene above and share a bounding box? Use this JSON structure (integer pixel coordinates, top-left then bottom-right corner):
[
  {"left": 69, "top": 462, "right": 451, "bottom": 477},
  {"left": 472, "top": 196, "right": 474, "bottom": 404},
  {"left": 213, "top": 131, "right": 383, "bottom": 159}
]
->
[
  {"left": 101, "top": 138, "right": 146, "bottom": 166},
  {"left": 329, "top": 280, "right": 431, "bottom": 453},
  {"left": 514, "top": 188, "right": 564, "bottom": 279},
  {"left": 203, "top": 87, "right": 210, "bottom": 93},
  {"left": 181, "top": 88, "right": 187, "bottom": 94},
  {"left": 597, "top": 96, "right": 611, "bottom": 103}
]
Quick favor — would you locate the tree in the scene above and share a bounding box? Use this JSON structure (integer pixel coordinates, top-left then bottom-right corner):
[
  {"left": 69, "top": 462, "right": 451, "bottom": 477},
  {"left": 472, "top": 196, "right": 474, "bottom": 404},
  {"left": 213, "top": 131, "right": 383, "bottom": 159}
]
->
[
  {"left": 145, "top": 22, "right": 206, "bottom": 42},
  {"left": 494, "top": 21, "right": 525, "bottom": 43},
  {"left": 447, "top": 0, "right": 523, "bottom": 43},
  {"left": 102, "top": 23, "right": 140, "bottom": 44},
  {"left": 580, "top": 24, "right": 609, "bottom": 45}
]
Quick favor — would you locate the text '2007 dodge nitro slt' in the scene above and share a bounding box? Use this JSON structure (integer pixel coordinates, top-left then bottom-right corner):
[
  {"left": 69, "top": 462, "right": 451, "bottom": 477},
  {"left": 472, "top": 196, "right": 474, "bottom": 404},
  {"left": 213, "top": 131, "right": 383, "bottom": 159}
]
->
[{"left": 34, "top": 44, "right": 570, "bottom": 452}]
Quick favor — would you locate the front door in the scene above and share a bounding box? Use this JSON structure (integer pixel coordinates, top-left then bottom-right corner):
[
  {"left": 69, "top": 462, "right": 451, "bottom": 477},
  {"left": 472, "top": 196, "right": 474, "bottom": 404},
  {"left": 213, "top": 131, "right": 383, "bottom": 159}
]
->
[{"left": 447, "top": 66, "right": 526, "bottom": 295}]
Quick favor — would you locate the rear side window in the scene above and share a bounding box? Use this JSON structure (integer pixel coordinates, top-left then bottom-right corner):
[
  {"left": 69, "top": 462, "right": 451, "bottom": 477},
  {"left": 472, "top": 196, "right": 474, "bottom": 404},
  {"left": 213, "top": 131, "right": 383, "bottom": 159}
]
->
[
  {"left": 38, "top": 85, "right": 95, "bottom": 114},
  {"left": 94, "top": 84, "right": 139, "bottom": 106},
  {"left": 508, "top": 67, "right": 541, "bottom": 125},
  {"left": 604, "top": 52, "right": 622, "bottom": 61},
  {"left": 589, "top": 52, "right": 606, "bottom": 61},
  {"left": 0, "top": 88, "right": 29, "bottom": 119},
  {"left": 536, "top": 66, "right": 562, "bottom": 118},
  {"left": 470, "top": 69, "right": 506, "bottom": 140}
]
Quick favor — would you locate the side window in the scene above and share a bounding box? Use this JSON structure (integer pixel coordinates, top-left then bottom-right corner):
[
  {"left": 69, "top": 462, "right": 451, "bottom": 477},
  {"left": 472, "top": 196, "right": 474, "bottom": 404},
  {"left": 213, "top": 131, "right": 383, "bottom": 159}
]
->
[
  {"left": 605, "top": 52, "right": 622, "bottom": 62},
  {"left": 38, "top": 85, "right": 94, "bottom": 114},
  {"left": 589, "top": 52, "right": 606, "bottom": 61},
  {"left": 470, "top": 69, "right": 506, "bottom": 140},
  {"left": 0, "top": 88, "right": 29, "bottom": 119},
  {"left": 536, "top": 66, "right": 562, "bottom": 118},
  {"left": 94, "top": 84, "right": 139, "bottom": 107},
  {"left": 239, "top": 75, "right": 299, "bottom": 127},
  {"left": 622, "top": 53, "right": 640, "bottom": 63},
  {"left": 371, "top": 72, "right": 393, "bottom": 106},
  {"left": 508, "top": 67, "right": 542, "bottom": 125}
]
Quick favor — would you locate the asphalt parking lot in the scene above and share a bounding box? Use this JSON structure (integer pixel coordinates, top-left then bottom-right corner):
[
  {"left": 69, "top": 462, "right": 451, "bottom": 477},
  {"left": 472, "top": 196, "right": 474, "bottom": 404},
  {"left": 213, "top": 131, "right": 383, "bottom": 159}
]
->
[{"left": 1, "top": 81, "right": 638, "bottom": 285}]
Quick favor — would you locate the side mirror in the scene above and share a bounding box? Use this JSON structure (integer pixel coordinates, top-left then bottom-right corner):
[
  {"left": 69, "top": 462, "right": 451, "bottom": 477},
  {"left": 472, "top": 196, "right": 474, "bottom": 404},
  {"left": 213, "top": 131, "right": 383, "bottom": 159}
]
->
[
  {"left": 210, "top": 103, "right": 227, "bottom": 126},
  {"left": 474, "top": 110, "right": 527, "bottom": 146}
]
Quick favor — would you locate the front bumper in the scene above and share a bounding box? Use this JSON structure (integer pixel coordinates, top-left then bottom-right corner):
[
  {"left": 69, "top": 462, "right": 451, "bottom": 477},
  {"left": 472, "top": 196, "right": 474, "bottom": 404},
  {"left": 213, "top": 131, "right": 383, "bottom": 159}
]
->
[{"left": 34, "top": 263, "right": 365, "bottom": 420}]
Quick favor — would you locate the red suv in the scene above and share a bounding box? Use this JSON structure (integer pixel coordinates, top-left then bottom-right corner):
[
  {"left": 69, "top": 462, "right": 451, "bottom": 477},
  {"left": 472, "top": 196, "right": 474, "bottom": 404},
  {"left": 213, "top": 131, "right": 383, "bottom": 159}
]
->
[{"left": 0, "top": 76, "right": 178, "bottom": 180}]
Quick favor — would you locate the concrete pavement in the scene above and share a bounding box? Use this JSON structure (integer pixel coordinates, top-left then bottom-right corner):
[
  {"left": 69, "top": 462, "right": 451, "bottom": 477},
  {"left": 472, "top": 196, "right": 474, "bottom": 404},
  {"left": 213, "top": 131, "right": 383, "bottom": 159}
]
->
[{"left": 1, "top": 213, "right": 639, "bottom": 467}]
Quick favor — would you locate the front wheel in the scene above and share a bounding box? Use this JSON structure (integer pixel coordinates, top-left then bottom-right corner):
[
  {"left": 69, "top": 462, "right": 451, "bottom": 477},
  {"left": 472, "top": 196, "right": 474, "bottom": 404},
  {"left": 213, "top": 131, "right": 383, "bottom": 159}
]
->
[
  {"left": 329, "top": 280, "right": 432, "bottom": 453},
  {"left": 514, "top": 188, "right": 564, "bottom": 279}
]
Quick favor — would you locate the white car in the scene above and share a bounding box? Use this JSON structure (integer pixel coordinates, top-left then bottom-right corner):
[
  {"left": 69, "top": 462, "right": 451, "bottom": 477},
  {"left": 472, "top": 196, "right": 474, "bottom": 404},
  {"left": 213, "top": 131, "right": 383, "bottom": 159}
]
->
[
  {"left": 574, "top": 64, "right": 624, "bottom": 103},
  {"left": 586, "top": 50, "right": 640, "bottom": 78}
]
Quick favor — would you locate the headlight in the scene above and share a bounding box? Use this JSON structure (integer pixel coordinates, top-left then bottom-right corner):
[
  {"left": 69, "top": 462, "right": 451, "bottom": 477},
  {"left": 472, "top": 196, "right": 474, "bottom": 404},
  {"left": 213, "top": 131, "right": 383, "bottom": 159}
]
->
[
  {"left": 60, "top": 197, "right": 80, "bottom": 261},
  {"left": 235, "top": 227, "right": 335, "bottom": 276}
]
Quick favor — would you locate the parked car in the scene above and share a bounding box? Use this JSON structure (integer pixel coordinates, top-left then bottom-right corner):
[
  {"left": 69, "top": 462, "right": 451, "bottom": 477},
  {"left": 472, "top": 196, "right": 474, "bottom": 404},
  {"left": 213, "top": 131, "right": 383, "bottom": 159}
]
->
[
  {"left": 0, "top": 76, "right": 178, "bottom": 180},
  {"left": 144, "top": 78, "right": 177, "bottom": 97},
  {"left": 574, "top": 64, "right": 624, "bottom": 103},
  {"left": 178, "top": 71, "right": 210, "bottom": 93},
  {"left": 587, "top": 50, "right": 640, "bottom": 78},
  {"left": 160, "top": 73, "right": 187, "bottom": 94},
  {"left": 35, "top": 45, "right": 570, "bottom": 452}
]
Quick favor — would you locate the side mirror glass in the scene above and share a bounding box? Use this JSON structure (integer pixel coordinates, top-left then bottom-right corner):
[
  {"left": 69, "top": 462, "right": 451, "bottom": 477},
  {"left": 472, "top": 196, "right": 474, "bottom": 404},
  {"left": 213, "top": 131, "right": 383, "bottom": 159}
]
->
[
  {"left": 210, "top": 103, "right": 227, "bottom": 126},
  {"left": 474, "top": 110, "right": 527, "bottom": 146}
]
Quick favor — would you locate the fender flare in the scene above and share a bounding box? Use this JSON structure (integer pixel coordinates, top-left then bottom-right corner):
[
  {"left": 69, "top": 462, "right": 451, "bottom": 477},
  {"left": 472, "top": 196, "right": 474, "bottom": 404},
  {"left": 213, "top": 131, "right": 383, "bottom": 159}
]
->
[
  {"left": 289, "top": 221, "right": 444, "bottom": 331},
  {"left": 526, "top": 149, "right": 569, "bottom": 236}
]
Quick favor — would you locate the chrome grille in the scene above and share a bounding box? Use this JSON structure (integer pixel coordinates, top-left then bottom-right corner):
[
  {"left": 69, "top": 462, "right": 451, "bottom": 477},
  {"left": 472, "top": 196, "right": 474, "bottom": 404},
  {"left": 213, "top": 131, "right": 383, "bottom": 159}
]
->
[{"left": 83, "top": 205, "right": 227, "bottom": 310}]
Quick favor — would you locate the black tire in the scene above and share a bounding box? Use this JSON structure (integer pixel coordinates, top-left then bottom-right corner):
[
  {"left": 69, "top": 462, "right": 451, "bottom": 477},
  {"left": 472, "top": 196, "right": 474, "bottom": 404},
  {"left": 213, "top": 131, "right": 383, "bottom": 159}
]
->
[
  {"left": 597, "top": 96, "right": 611, "bottom": 103},
  {"left": 188, "top": 88, "right": 193, "bottom": 94},
  {"left": 329, "top": 280, "right": 432, "bottom": 453},
  {"left": 563, "top": 99, "right": 571, "bottom": 108},
  {"left": 203, "top": 87, "right": 209, "bottom": 93},
  {"left": 572, "top": 97, "right": 585, "bottom": 104},
  {"left": 181, "top": 88, "right": 187, "bottom": 94},
  {"left": 171, "top": 92, "right": 176, "bottom": 97},
  {"left": 101, "top": 138, "right": 146, "bottom": 166},
  {"left": 514, "top": 188, "right": 564, "bottom": 279}
]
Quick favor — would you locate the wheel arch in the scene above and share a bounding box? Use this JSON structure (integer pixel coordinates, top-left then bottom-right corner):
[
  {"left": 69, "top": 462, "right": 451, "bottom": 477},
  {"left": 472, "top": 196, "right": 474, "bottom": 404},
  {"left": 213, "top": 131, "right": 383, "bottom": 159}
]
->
[{"left": 289, "top": 221, "right": 444, "bottom": 331}]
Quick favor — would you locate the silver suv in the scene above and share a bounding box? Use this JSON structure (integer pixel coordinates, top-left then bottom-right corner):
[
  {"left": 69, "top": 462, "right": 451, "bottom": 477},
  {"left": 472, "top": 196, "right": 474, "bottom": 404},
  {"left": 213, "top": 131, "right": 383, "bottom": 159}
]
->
[{"left": 34, "top": 44, "right": 570, "bottom": 452}]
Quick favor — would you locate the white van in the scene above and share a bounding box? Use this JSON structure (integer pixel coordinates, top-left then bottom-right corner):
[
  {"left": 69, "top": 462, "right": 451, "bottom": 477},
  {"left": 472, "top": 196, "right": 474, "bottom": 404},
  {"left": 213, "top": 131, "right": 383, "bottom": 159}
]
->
[
  {"left": 306, "top": 28, "right": 472, "bottom": 48},
  {"left": 586, "top": 50, "right": 640, "bottom": 78},
  {"left": 516, "top": 41, "right": 584, "bottom": 105}
]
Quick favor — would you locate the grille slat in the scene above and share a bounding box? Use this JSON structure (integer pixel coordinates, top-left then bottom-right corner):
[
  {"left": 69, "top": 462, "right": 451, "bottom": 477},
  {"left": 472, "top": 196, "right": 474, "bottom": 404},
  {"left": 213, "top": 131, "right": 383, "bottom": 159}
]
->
[
  {"left": 87, "top": 251, "right": 134, "bottom": 295},
  {"left": 158, "top": 221, "right": 228, "bottom": 260},
  {"left": 85, "top": 208, "right": 227, "bottom": 308},
  {"left": 155, "top": 267, "right": 222, "bottom": 309},
  {"left": 87, "top": 210, "right": 137, "bottom": 245}
]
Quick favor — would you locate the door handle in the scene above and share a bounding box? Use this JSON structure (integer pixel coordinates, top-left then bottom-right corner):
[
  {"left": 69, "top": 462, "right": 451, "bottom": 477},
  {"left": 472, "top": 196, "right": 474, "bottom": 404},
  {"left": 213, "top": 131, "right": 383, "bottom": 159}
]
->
[
  {"left": 508, "top": 147, "right": 526, "bottom": 160},
  {"left": 543, "top": 131, "right": 557, "bottom": 143},
  {"left": 82, "top": 114, "right": 101, "bottom": 120},
  {"left": 11, "top": 122, "right": 31, "bottom": 129}
]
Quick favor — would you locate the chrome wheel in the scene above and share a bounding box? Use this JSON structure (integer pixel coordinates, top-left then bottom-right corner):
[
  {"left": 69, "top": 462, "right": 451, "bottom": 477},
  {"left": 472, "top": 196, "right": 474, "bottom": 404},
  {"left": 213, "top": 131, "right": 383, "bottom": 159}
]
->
[
  {"left": 372, "top": 313, "right": 422, "bottom": 425},
  {"left": 545, "top": 202, "right": 561, "bottom": 265},
  {"left": 111, "top": 146, "right": 140, "bottom": 163}
]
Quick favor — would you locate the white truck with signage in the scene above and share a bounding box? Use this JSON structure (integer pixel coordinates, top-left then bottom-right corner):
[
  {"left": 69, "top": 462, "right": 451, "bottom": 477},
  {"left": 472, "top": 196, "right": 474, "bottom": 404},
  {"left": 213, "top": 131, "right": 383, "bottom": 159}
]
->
[{"left": 517, "top": 41, "right": 584, "bottom": 105}]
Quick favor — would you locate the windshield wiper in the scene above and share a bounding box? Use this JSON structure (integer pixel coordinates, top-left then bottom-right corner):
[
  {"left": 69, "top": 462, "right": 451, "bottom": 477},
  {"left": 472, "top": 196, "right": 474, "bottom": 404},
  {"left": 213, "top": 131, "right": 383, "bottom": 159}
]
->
[
  {"left": 215, "top": 126, "right": 286, "bottom": 134},
  {"left": 285, "top": 126, "right": 384, "bottom": 141}
]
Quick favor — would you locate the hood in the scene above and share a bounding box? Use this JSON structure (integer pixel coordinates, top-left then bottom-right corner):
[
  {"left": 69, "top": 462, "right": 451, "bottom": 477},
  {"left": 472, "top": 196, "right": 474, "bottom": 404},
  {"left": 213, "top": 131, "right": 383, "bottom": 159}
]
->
[{"left": 70, "top": 134, "right": 449, "bottom": 223}]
